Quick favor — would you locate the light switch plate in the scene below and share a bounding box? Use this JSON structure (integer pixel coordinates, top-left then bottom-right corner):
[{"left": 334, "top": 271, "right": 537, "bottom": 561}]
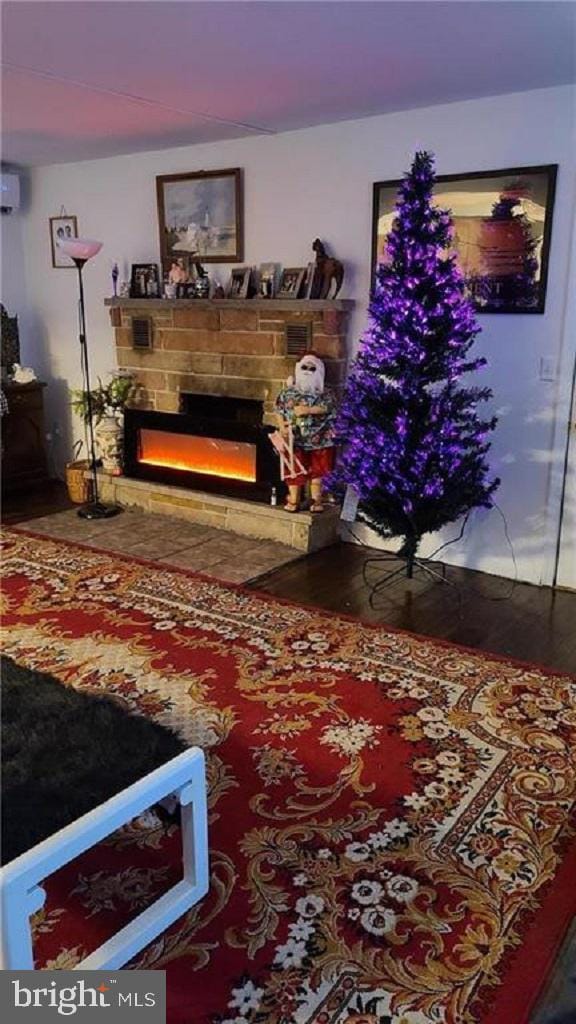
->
[{"left": 539, "top": 357, "right": 557, "bottom": 382}]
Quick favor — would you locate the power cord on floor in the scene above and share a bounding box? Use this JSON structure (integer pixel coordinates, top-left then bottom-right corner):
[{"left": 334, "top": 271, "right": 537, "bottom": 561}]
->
[
  {"left": 472, "top": 500, "right": 519, "bottom": 603},
  {"left": 339, "top": 501, "right": 519, "bottom": 607}
]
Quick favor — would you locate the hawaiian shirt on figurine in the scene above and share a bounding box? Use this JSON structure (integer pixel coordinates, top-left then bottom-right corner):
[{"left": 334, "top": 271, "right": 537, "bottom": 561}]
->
[{"left": 275, "top": 353, "right": 336, "bottom": 513}]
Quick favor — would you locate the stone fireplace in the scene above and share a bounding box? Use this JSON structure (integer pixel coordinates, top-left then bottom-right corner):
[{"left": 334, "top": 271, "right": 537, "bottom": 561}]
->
[{"left": 102, "top": 297, "right": 353, "bottom": 550}]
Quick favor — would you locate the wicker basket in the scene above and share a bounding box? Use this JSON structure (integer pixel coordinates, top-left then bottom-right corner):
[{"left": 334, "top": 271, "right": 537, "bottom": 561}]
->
[
  {"left": 65, "top": 442, "right": 92, "bottom": 504},
  {"left": 65, "top": 459, "right": 91, "bottom": 504}
]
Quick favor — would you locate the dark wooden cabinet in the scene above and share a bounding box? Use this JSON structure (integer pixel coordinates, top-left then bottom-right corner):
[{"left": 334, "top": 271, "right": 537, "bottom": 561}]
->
[{"left": 1, "top": 381, "right": 50, "bottom": 493}]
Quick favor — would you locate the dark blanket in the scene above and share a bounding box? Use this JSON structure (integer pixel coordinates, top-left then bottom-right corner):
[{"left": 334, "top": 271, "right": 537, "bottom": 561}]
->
[{"left": 1, "top": 655, "right": 185, "bottom": 864}]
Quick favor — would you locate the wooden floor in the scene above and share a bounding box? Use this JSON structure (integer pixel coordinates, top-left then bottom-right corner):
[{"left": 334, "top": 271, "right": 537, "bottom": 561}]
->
[{"left": 2, "top": 480, "right": 75, "bottom": 526}]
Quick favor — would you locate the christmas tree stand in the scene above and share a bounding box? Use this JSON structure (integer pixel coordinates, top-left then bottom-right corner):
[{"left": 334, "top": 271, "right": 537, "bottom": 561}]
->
[{"left": 362, "top": 550, "right": 454, "bottom": 604}]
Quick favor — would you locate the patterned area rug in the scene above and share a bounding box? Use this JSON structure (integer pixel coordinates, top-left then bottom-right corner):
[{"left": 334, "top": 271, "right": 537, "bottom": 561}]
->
[{"left": 1, "top": 529, "right": 575, "bottom": 1024}]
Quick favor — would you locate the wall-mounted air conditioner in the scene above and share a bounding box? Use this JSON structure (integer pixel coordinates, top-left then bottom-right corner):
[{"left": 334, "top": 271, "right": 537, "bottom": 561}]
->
[{"left": 1, "top": 174, "right": 21, "bottom": 214}]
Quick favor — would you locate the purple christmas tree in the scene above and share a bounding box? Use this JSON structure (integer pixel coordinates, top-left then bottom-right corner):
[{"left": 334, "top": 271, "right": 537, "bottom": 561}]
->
[{"left": 333, "top": 151, "right": 499, "bottom": 570}]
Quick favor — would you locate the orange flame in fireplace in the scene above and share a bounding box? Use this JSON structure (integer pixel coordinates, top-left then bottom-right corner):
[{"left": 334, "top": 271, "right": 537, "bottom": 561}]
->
[{"left": 138, "top": 428, "right": 257, "bottom": 482}]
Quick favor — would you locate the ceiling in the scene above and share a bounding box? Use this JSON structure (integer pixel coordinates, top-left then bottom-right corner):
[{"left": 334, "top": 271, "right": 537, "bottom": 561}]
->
[{"left": 2, "top": 1, "right": 575, "bottom": 167}]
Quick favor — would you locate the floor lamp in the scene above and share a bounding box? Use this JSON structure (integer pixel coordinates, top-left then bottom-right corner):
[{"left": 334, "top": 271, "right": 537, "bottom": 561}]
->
[{"left": 58, "top": 237, "right": 122, "bottom": 520}]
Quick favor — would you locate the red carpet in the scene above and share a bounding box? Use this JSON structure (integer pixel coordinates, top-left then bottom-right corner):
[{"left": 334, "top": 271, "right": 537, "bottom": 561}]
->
[{"left": 2, "top": 528, "right": 575, "bottom": 1023}]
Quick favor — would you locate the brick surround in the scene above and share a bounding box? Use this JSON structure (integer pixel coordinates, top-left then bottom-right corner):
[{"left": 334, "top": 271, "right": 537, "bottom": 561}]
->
[{"left": 105, "top": 298, "right": 353, "bottom": 423}]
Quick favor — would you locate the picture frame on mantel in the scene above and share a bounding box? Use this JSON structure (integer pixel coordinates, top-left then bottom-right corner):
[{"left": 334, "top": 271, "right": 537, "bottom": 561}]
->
[
  {"left": 130, "top": 263, "right": 161, "bottom": 299},
  {"left": 228, "top": 267, "right": 252, "bottom": 299},
  {"left": 372, "top": 164, "right": 557, "bottom": 314},
  {"left": 156, "top": 167, "right": 243, "bottom": 271},
  {"left": 277, "top": 267, "right": 307, "bottom": 299}
]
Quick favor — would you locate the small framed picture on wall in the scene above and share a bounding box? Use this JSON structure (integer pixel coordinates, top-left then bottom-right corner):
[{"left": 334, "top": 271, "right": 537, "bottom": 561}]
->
[{"left": 49, "top": 215, "right": 78, "bottom": 268}]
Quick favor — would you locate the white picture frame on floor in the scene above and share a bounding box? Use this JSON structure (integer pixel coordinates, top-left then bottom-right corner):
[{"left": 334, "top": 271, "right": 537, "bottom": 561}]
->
[{"left": 0, "top": 749, "right": 209, "bottom": 971}]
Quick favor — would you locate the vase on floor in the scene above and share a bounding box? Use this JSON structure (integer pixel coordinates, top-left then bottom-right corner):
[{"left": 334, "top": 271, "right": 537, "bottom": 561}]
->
[{"left": 95, "top": 414, "right": 123, "bottom": 476}]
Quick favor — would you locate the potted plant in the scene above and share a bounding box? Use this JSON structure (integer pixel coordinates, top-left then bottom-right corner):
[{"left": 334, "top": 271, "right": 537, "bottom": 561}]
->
[{"left": 71, "top": 372, "right": 134, "bottom": 476}]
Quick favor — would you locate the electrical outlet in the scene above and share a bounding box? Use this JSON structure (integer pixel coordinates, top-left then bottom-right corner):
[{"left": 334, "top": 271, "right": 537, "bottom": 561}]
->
[{"left": 539, "top": 357, "right": 557, "bottom": 382}]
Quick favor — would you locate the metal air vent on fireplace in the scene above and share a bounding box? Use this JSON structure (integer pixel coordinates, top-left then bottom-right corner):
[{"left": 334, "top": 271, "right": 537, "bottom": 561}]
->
[
  {"left": 131, "top": 316, "right": 153, "bottom": 350},
  {"left": 284, "top": 321, "right": 312, "bottom": 356}
]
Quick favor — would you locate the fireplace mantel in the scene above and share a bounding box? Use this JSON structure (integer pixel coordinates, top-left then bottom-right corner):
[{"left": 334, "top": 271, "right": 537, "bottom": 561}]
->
[{"left": 105, "top": 297, "right": 354, "bottom": 312}]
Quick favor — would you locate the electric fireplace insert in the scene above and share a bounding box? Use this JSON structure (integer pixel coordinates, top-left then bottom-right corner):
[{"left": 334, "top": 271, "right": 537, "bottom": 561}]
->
[{"left": 123, "top": 399, "right": 281, "bottom": 502}]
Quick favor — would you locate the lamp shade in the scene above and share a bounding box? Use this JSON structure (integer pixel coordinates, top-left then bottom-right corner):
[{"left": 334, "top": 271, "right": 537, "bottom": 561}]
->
[{"left": 58, "top": 237, "right": 103, "bottom": 261}]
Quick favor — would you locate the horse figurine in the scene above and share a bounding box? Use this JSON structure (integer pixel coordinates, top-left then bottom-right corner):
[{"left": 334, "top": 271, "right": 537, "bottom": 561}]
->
[
  {"left": 311, "top": 239, "right": 344, "bottom": 299},
  {"left": 191, "top": 258, "right": 208, "bottom": 280}
]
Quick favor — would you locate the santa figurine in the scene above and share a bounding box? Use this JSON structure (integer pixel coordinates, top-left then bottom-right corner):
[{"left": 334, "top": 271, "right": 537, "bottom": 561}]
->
[{"left": 275, "top": 353, "right": 336, "bottom": 512}]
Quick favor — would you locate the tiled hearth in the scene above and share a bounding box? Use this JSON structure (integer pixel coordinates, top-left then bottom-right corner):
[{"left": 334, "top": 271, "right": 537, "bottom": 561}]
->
[
  {"left": 95, "top": 471, "right": 341, "bottom": 552},
  {"left": 22, "top": 507, "right": 303, "bottom": 584}
]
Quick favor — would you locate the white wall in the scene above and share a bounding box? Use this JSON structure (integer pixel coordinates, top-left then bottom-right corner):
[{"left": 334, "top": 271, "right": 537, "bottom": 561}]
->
[
  {"left": 1, "top": 213, "right": 26, "bottom": 319},
  {"left": 1, "top": 165, "right": 30, "bottom": 358},
  {"left": 17, "top": 84, "right": 576, "bottom": 585}
]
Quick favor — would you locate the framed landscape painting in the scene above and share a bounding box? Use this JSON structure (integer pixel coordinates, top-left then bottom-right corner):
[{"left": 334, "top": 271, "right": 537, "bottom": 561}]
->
[
  {"left": 372, "top": 165, "right": 557, "bottom": 313},
  {"left": 157, "top": 168, "right": 243, "bottom": 269}
]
